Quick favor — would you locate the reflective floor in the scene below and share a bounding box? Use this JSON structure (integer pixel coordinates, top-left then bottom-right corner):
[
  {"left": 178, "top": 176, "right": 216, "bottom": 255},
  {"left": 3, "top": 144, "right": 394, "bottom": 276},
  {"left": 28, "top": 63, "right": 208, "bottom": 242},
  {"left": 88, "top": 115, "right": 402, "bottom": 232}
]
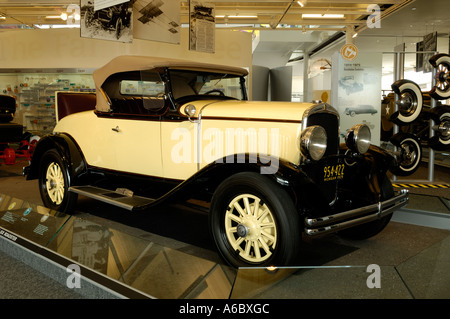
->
[
  {"left": 1, "top": 190, "right": 450, "bottom": 299},
  {"left": 0, "top": 162, "right": 450, "bottom": 299}
]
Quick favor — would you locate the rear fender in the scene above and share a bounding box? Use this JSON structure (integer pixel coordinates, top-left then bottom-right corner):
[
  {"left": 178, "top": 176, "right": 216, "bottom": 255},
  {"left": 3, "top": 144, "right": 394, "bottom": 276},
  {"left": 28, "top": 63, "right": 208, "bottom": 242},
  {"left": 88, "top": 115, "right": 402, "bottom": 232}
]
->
[{"left": 25, "top": 133, "right": 87, "bottom": 184}]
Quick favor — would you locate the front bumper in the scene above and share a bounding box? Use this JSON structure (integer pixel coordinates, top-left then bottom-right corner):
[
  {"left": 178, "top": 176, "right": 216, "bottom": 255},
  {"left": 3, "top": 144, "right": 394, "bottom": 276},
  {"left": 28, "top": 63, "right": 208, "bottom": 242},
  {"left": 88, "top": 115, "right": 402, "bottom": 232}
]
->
[{"left": 304, "top": 189, "right": 409, "bottom": 236}]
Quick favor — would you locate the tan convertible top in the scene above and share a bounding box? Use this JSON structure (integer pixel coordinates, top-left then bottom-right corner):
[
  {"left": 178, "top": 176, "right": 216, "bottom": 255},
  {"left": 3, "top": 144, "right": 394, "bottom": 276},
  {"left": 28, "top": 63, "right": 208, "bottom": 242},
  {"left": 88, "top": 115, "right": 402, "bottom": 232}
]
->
[{"left": 93, "top": 55, "right": 249, "bottom": 112}]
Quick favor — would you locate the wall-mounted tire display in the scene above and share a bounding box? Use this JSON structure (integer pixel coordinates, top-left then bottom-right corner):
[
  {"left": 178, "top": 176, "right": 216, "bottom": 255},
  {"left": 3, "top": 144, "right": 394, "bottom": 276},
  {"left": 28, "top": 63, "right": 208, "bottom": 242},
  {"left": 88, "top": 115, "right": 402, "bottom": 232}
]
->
[
  {"left": 390, "top": 80, "right": 423, "bottom": 126},
  {"left": 428, "top": 106, "right": 450, "bottom": 151},
  {"left": 389, "top": 133, "right": 422, "bottom": 176},
  {"left": 429, "top": 54, "right": 450, "bottom": 100}
]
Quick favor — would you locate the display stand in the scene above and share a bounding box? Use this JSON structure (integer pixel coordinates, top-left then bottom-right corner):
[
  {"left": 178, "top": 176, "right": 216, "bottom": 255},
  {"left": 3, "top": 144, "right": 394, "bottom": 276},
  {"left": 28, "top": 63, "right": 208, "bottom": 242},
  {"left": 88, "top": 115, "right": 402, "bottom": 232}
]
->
[
  {"left": 0, "top": 191, "right": 449, "bottom": 299},
  {"left": 0, "top": 193, "right": 236, "bottom": 299},
  {"left": 390, "top": 50, "right": 439, "bottom": 183}
]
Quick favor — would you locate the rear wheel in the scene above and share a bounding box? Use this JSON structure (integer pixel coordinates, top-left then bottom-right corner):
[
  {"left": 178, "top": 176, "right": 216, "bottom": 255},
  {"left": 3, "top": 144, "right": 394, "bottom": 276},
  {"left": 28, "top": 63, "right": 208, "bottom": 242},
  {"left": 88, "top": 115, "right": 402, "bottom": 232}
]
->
[
  {"left": 38, "top": 149, "right": 77, "bottom": 213},
  {"left": 210, "top": 172, "right": 300, "bottom": 268}
]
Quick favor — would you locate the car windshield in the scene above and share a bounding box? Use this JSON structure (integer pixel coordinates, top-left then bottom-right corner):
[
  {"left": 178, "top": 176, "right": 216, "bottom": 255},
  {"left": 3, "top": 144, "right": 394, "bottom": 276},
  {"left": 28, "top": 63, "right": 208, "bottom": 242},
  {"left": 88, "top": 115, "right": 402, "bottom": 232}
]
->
[{"left": 169, "top": 69, "right": 247, "bottom": 102}]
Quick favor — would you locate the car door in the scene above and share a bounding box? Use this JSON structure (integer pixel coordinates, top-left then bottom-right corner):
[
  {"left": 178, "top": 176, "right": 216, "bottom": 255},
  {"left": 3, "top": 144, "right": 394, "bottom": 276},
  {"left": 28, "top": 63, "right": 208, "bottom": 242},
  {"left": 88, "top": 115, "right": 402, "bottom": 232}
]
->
[{"left": 103, "top": 70, "right": 166, "bottom": 177}]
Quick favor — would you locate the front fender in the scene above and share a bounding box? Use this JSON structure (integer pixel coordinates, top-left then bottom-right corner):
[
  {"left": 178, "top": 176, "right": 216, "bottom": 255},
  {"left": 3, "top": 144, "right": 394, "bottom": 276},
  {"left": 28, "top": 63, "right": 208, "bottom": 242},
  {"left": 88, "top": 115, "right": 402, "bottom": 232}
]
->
[
  {"left": 339, "top": 143, "right": 395, "bottom": 201},
  {"left": 172, "top": 153, "right": 323, "bottom": 212},
  {"left": 25, "top": 133, "right": 87, "bottom": 184}
]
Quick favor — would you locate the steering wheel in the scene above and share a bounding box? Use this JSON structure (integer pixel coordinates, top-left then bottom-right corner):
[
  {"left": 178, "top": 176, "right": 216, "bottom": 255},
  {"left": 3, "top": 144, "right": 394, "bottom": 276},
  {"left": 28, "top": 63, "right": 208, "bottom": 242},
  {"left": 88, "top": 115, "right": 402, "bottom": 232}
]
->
[{"left": 204, "top": 89, "right": 225, "bottom": 96}]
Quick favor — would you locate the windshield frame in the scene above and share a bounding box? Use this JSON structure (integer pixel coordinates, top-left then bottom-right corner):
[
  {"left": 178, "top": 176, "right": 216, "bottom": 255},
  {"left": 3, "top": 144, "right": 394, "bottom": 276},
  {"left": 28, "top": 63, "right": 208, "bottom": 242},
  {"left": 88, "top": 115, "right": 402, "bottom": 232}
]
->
[{"left": 167, "top": 68, "right": 248, "bottom": 107}]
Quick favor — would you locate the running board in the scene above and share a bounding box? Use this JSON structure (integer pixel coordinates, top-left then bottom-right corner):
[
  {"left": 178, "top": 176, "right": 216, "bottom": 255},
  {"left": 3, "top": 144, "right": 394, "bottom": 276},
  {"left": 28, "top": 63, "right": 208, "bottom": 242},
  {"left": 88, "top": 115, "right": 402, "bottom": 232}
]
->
[{"left": 69, "top": 186, "right": 155, "bottom": 211}]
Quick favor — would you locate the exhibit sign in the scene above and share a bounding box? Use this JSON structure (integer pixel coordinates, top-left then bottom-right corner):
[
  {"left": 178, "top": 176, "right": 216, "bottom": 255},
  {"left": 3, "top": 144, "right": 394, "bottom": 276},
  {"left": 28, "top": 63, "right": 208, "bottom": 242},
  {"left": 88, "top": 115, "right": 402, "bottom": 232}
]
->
[
  {"left": 133, "top": 0, "right": 181, "bottom": 44},
  {"left": 422, "top": 32, "right": 437, "bottom": 73},
  {"left": 340, "top": 43, "right": 358, "bottom": 61},
  {"left": 0, "top": 194, "right": 70, "bottom": 246},
  {"left": 189, "top": 1, "right": 215, "bottom": 53},
  {"left": 331, "top": 52, "right": 382, "bottom": 146}
]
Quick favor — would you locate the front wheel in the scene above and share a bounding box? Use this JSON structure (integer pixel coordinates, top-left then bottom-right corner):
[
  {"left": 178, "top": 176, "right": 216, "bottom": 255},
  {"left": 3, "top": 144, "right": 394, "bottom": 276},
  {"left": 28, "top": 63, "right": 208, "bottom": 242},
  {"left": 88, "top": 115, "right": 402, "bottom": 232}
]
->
[
  {"left": 209, "top": 172, "right": 300, "bottom": 268},
  {"left": 38, "top": 149, "right": 77, "bottom": 213}
]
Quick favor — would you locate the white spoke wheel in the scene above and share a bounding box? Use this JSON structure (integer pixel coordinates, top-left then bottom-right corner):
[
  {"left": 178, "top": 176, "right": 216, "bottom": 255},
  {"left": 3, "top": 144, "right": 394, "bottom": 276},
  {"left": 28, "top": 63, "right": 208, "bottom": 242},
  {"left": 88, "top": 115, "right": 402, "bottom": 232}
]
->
[
  {"left": 45, "top": 162, "right": 65, "bottom": 205},
  {"left": 210, "top": 172, "right": 300, "bottom": 268},
  {"left": 224, "top": 194, "right": 278, "bottom": 263},
  {"left": 38, "top": 149, "right": 77, "bottom": 212}
]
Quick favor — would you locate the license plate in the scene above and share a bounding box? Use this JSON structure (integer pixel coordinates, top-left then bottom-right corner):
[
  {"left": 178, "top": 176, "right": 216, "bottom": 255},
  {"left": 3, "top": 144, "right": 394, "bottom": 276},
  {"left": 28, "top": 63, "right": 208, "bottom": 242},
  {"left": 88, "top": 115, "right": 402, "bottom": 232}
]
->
[{"left": 323, "top": 164, "right": 345, "bottom": 181}]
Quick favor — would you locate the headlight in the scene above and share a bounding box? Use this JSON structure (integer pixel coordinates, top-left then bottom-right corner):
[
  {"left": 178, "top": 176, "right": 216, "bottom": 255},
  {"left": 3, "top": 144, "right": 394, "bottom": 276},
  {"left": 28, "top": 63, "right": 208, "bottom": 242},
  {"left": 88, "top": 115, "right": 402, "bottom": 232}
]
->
[
  {"left": 346, "top": 124, "right": 371, "bottom": 154},
  {"left": 299, "top": 125, "right": 327, "bottom": 161}
]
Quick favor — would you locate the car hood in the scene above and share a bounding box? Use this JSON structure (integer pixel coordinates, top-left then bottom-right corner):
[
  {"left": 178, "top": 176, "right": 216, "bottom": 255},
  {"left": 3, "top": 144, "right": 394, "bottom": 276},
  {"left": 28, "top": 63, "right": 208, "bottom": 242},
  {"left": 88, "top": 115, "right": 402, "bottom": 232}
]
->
[{"left": 193, "top": 100, "right": 314, "bottom": 123}]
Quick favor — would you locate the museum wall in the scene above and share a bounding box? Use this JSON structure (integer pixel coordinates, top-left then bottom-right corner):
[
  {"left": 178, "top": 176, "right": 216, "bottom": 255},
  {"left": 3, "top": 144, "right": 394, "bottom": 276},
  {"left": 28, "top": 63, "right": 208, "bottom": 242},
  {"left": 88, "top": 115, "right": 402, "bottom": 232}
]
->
[
  {"left": 0, "top": 27, "right": 252, "bottom": 131},
  {"left": 0, "top": 28, "right": 252, "bottom": 70}
]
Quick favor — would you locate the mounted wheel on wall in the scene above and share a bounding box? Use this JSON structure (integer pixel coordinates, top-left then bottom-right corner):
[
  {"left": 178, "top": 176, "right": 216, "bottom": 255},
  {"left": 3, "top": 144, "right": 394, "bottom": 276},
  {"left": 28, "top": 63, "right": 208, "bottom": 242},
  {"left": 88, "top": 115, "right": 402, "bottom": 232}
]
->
[
  {"left": 429, "top": 54, "right": 450, "bottom": 100},
  {"left": 389, "top": 133, "right": 422, "bottom": 176},
  {"left": 390, "top": 80, "right": 423, "bottom": 125},
  {"left": 428, "top": 106, "right": 450, "bottom": 151},
  {"left": 209, "top": 172, "right": 300, "bottom": 268}
]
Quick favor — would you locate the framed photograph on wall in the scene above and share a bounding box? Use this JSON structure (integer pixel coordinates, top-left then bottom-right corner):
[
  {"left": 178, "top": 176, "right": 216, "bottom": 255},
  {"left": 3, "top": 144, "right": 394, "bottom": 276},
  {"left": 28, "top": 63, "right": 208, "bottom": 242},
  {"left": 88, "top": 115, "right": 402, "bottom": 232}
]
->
[
  {"left": 133, "top": 0, "right": 181, "bottom": 44},
  {"left": 80, "top": 0, "right": 133, "bottom": 43},
  {"left": 189, "top": 1, "right": 215, "bottom": 53}
]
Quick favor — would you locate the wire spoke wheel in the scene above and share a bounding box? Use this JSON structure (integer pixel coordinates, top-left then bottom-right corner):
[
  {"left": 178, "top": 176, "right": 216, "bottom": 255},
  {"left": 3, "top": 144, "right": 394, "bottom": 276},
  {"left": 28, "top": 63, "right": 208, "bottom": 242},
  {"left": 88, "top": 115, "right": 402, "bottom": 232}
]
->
[{"left": 224, "top": 194, "right": 277, "bottom": 263}]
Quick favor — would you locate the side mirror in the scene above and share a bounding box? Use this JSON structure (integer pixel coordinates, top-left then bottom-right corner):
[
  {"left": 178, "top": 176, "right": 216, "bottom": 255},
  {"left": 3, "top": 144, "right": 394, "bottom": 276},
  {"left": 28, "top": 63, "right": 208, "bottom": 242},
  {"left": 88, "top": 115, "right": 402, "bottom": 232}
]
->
[{"left": 184, "top": 104, "right": 197, "bottom": 122}]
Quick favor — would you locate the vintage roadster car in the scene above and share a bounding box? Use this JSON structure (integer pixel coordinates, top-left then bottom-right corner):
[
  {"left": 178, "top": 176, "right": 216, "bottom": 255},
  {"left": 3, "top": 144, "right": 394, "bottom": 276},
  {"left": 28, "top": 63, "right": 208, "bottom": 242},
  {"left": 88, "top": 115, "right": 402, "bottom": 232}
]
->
[{"left": 24, "top": 55, "right": 409, "bottom": 267}]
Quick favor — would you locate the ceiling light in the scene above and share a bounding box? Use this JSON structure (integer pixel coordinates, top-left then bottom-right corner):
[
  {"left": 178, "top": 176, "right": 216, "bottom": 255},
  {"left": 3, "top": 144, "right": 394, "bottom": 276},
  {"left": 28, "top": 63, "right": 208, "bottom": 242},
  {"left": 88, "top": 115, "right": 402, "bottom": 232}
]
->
[
  {"left": 352, "top": 32, "right": 358, "bottom": 38},
  {"left": 45, "top": 15, "right": 62, "bottom": 19},
  {"left": 216, "top": 15, "right": 257, "bottom": 18},
  {"left": 297, "top": 0, "right": 307, "bottom": 7},
  {"left": 34, "top": 24, "right": 80, "bottom": 29},
  {"left": 60, "top": 13, "right": 68, "bottom": 21},
  {"left": 302, "top": 14, "right": 345, "bottom": 19}
]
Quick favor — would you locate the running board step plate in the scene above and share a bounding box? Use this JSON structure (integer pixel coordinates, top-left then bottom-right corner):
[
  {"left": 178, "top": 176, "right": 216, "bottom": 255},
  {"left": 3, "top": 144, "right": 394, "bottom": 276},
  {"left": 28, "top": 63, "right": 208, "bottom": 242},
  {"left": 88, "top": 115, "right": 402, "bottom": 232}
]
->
[{"left": 69, "top": 186, "right": 155, "bottom": 211}]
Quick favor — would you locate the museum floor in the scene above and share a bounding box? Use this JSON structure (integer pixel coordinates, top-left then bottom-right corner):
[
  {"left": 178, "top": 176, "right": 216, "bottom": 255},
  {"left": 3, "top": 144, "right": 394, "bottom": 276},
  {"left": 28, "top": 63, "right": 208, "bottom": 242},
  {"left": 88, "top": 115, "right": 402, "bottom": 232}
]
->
[{"left": 0, "top": 160, "right": 449, "bottom": 299}]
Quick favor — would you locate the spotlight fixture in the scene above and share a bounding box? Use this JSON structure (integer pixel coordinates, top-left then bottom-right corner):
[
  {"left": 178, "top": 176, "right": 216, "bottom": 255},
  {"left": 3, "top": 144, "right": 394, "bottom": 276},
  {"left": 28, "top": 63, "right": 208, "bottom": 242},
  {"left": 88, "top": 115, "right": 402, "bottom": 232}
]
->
[
  {"left": 302, "top": 14, "right": 344, "bottom": 19},
  {"left": 297, "top": 0, "right": 307, "bottom": 7}
]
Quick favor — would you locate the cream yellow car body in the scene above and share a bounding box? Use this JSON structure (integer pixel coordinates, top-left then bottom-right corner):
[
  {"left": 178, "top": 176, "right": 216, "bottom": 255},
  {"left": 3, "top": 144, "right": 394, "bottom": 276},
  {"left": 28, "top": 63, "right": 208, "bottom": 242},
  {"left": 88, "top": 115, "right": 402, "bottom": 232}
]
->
[
  {"left": 25, "top": 55, "right": 410, "bottom": 267},
  {"left": 55, "top": 99, "right": 309, "bottom": 180}
]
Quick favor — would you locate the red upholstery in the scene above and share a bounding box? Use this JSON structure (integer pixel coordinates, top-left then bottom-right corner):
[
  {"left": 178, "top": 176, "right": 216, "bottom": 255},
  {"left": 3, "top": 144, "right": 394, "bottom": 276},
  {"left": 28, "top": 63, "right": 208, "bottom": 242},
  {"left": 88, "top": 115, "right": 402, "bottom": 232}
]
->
[{"left": 56, "top": 92, "right": 96, "bottom": 121}]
